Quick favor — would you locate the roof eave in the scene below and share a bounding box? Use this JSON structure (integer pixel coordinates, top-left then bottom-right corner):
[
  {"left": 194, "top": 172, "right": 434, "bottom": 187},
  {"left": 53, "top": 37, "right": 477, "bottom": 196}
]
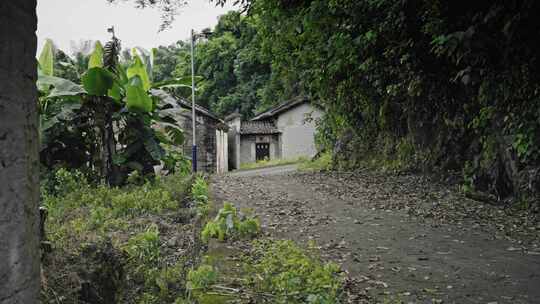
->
[{"left": 251, "top": 97, "right": 309, "bottom": 121}]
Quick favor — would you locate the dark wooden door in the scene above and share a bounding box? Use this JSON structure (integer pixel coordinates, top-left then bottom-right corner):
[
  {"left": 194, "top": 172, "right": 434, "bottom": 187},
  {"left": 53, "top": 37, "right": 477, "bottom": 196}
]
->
[{"left": 256, "top": 143, "right": 270, "bottom": 161}]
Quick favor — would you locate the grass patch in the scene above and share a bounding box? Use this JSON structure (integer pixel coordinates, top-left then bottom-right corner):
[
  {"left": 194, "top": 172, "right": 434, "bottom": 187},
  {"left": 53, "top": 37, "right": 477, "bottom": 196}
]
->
[
  {"left": 40, "top": 169, "right": 200, "bottom": 304},
  {"left": 239, "top": 157, "right": 307, "bottom": 170},
  {"left": 298, "top": 151, "right": 333, "bottom": 172},
  {"left": 246, "top": 240, "right": 344, "bottom": 303},
  {"left": 188, "top": 239, "right": 345, "bottom": 303}
]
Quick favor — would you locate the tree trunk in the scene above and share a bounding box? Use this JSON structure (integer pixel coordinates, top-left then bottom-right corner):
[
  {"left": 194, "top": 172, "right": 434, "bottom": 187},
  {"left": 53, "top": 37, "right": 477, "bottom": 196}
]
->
[
  {"left": 92, "top": 97, "right": 118, "bottom": 186},
  {"left": 102, "top": 107, "right": 118, "bottom": 185},
  {"left": 0, "top": 1, "right": 41, "bottom": 303}
]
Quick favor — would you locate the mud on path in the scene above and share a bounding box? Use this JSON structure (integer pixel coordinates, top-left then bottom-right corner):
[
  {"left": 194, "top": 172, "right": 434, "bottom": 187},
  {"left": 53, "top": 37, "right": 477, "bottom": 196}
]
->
[{"left": 212, "top": 167, "right": 540, "bottom": 304}]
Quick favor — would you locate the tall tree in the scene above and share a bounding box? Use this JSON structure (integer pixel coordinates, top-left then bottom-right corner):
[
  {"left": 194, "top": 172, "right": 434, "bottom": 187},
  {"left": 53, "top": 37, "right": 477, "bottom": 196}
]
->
[
  {"left": 0, "top": 1, "right": 41, "bottom": 303},
  {"left": 176, "top": 11, "right": 276, "bottom": 118}
]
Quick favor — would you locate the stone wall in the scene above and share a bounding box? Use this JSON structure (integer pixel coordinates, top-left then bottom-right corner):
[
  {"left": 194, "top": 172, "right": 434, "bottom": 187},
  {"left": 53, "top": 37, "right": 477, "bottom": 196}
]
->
[
  {"left": 177, "top": 109, "right": 224, "bottom": 173},
  {"left": 0, "top": 1, "right": 41, "bottom": 303}
]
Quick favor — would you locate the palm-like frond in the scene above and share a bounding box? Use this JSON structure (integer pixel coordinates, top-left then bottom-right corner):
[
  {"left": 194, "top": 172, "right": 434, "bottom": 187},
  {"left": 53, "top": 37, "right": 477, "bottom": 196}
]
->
[{"left": 153, "top": 121, "right": 184, "bottom": 146}]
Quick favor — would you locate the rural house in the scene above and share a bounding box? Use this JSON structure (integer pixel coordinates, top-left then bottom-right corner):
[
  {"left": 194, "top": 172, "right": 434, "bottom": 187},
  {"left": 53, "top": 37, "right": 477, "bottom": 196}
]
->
[
  {"left": 152, "top": 90, "right": 229, "bottom": 174},
  {"left": 226, "top": 97, "right": 323, "bottom": 169}
]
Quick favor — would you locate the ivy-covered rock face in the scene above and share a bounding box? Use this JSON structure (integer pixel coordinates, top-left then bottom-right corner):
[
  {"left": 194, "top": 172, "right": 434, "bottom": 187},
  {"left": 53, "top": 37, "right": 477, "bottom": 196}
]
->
[{"left": 250, "top": 0, "right": 540, "bottom": 204}]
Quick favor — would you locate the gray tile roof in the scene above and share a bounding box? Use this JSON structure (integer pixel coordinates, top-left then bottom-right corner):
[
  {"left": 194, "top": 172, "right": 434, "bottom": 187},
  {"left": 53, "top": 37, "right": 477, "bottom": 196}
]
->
[
  {"left": 240, "top": 121, "right": 280, "bottom": 135},
  {"left": 251, "top": 96, "right": 308, "bottom": 121}
]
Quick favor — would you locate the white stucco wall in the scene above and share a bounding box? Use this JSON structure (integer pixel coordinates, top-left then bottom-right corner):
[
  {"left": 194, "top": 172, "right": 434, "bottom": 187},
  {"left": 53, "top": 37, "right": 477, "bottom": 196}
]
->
[
  {"left": 240, "top": 135, "right": 255, "bottom": 164},
  {"left": 216, "top": 129, "right": 228, "bottom": 173},
  {"left": 275, "top": 103, "right": 323, "bottom": 159},
  {"left": 227, "top": 116, "right": 241, "bottom": 170}
]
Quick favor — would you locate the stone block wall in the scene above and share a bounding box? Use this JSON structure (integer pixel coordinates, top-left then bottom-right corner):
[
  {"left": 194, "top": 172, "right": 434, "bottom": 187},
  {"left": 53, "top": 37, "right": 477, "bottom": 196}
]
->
[{"left": 177, "top": 110, "right": 222, "bottom": 173}]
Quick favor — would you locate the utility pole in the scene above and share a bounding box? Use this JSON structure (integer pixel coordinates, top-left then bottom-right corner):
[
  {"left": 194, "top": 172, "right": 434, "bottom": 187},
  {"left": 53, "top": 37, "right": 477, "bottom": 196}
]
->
[{"left": 190, "top": 29, "right": 197, "bottom": 173}]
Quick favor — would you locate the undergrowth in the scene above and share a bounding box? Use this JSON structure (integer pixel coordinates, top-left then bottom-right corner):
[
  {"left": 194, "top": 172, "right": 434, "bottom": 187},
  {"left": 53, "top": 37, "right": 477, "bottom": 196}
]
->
[
  {"left": 40, "top": 169, "right": 198, "bottom": 303},
  {"left": 192, "top": 175, "right": 211, "bottom": 217},
  {"left": 246, "top": 240, "right": 344, "bottom": 303},
  {"left": 188, "top": 239, "right": 345, "bottom": 303},
  {"left": 187, "top": 265, "right": 218, "bottom": 291},
  {"left": 240, "top": 156, "right": 307, "bottom": 170},
  {"left": 299, "top": 151, "right": 333, "bottom": 172}
]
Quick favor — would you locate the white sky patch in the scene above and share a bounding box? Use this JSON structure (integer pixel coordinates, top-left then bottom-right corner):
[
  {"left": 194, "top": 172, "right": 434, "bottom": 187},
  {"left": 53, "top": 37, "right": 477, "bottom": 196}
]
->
[{"left": 37, "top": 0, "right": 236, "bottom": 54}]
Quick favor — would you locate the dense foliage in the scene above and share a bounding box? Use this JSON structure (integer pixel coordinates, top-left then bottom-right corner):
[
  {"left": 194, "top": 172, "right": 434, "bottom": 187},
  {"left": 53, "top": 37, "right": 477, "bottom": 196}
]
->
[
  {"left": 41, "top": 169, "right": 195, "bottom": 303},
  {"left": 204, "top": 0, "right": 540, "bottom": 204},
  {"left": 153, "top": 11, "right": 299, "bottom": 119},
  {"left": 153, "top": 1, "right": 539, "bottom": 203},
  {"left": 38, "top": 36, "right": 191, "bottom": 185},
  {"left": 98, "top": 0, "right": 540, "bottom": 202}
]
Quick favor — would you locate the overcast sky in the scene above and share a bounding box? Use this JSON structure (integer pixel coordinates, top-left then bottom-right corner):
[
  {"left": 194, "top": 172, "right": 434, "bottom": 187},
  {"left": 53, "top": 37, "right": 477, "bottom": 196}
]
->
[{"left": 37, "top": 0, "right": 236, "bottom": 54}]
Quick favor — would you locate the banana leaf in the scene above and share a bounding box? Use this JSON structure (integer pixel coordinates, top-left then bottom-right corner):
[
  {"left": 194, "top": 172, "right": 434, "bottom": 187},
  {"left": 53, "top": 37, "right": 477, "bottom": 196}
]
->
[
  {"left": 82, "top": 67, "right": 114, "bottom": 96},
  {"left": 126, "top": 84, "right": 153, "bottom": 113},
  {"left": 152, "top": 76, "right": 202, "bottom": 89},
  {"left": 153, "top": 121, "right": 184, "bottom": 146},
  {"left": 127, "top": 54, "right": 151, "bottom": 91},
  {"left": 142, "top": 131, "right": 166, "bottom": 161},
  {"left": 132, "top": 47, "right": 156, "bottom": 82},
  {"left": 37, "top": 74, "right": 86, "bottom": 99},
  {"left": 88, "top": 41, "right": 104, "bottom": 69},
  {"left": 38, "top": 39, "right": 55, "bottom": 76}
]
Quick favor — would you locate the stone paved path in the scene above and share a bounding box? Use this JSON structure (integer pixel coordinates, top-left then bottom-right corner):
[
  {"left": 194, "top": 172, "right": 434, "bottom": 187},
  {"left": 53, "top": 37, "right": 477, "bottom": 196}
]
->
[{"left": 213, "top": 166, "right": 540, "bottom": 304}]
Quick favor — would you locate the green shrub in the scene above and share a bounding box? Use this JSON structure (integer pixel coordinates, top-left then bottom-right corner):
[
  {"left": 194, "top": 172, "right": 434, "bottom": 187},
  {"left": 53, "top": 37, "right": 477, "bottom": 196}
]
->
[
  {"left": 139, "top": 262, "right": 185, "bottom": 301},
  {"left": 192, "top": 175, "right": 209, "bottom": 202},
  {"left": 51, "top": 168, "right": 90, "bottom": 196},
  {"left": 162, "top": 150, "right": 192, "bottom": 176},
  {"left": 396, "top": 137, "right": 415, "bottom": 166},
  {"left": 238, "top": 217, "right": 261, "bottom": 238},
  {"left": 201, "top": 202, "right": 260, "bottom": 242},
  {"left": 192, "top": 176, "right": 211, "bottom": 216},
  {"left": 187, "top": 265, "right": 218, "bottom": 291},
  {"left": 111, "top": 185, "right": 177, "bottom": 217},
  {"left": 299, "top": 151, "right": 333, "bottom": 172},
  {"left": 124, "top": 224, "right": 161, "bottom": 268},
  {"left": 158, "top": 173, "right": 192, "bottom": 203},
  {"left": 138, "top": 293, "right": 159, "bottom": 304},
  {"left": 247, "top": 240, "right": 344, "bottom": 304}
]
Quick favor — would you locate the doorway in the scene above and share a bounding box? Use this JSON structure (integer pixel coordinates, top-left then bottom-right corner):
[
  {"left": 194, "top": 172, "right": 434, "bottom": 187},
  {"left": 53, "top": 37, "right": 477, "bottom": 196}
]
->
[{"left": 256, "top": 143, "right": 270, "bottom": 161}]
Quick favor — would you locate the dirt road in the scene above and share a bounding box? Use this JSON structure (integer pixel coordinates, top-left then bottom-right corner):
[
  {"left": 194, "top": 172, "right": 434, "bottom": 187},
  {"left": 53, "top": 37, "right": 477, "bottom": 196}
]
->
[{"left": 212, "top": 166, "right": 540, "bottom": 304}]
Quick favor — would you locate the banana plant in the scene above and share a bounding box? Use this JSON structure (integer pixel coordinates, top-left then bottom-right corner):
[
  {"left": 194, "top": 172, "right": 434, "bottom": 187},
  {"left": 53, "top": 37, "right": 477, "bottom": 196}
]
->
[{"left": 37, "top": 37, "right": 196, "bottom": 184}]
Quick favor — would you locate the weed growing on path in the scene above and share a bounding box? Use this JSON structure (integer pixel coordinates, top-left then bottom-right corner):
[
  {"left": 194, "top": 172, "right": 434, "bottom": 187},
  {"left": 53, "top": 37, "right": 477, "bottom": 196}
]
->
[
  {"left": 245, "top": 239, "right": 344, "bottom": 303},
  {"left": 201, "top": 202, "right": 260, "bottom": 242}
]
